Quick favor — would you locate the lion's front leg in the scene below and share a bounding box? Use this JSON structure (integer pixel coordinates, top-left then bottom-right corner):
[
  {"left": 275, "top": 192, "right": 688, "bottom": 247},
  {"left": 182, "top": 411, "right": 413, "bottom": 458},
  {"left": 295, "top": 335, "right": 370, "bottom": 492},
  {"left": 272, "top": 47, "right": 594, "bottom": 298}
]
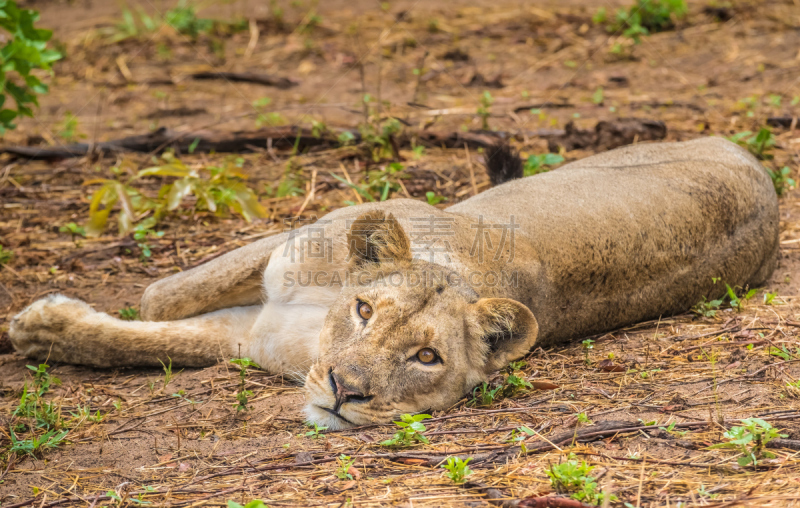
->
[{"left": 10, "top": 294, "right": 262, "bottom": 368}]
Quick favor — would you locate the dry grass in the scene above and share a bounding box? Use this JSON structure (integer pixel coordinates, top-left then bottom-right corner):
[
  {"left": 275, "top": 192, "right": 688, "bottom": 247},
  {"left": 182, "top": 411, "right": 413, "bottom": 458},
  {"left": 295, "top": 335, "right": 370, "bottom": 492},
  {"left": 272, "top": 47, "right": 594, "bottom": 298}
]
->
[{"left": 2, "top": 0, "right": 800, "bottom": 506}]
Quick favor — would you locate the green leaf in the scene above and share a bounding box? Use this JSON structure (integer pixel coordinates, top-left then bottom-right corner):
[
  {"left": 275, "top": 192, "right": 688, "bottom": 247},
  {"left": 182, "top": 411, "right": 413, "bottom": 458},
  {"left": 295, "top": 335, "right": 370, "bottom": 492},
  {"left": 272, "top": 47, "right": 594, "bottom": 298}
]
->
[{"left": 166, "top": 178, "right": 193, "bottom": 210}]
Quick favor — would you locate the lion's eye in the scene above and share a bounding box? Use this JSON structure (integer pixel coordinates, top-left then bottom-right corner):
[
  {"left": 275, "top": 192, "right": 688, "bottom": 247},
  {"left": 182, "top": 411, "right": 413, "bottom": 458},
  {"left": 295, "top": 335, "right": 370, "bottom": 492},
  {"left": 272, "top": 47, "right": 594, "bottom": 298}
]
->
[
  {"left": 416, "top": 348, "right": 438, "bottom": 364},
  {"left": 357, "top": 301, "right": 373, "bottom": 320}
]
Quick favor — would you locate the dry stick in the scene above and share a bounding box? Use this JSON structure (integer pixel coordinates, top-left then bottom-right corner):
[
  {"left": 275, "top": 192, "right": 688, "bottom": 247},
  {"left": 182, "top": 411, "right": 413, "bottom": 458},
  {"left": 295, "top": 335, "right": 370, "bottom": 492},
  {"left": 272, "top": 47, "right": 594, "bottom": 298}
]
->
[
  {"left": 635, "top": 456, "right": 646, "bottom": 508},
  {"left": 244, "top": 18, "right": 259, "bottom": 59},
  {"left": 576, "top": 452, "right": 745, "bottom": 470},
  {"left": 340, "top": 162, "right": 363, "bottom": 204},
  {"left": 295, "top": 168, "right": 317, "bottom": 217},
  {"left": 690, "top": 358, "right": 800, "bottom": 396},
  {"left": 411, "top": 51, "right": 429, "bottom": 105}
]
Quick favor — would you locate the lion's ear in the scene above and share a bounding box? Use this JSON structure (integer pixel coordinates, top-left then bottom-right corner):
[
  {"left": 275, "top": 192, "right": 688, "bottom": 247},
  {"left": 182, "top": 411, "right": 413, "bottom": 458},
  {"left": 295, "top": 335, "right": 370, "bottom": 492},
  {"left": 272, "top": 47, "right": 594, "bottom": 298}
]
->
[
  {"left": 347, "top": 210, "right": 412, "bottom": 270},
  {"left": 468, "top": 298, "right": 538, "bottom": 373}
]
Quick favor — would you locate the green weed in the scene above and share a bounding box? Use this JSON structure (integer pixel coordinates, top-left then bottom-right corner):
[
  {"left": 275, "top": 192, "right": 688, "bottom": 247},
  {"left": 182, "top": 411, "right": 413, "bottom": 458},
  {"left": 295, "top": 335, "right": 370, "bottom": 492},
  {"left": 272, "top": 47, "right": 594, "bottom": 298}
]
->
[
  {"left": 84, "top": 154, "right": 265, "bottom": 237},
  {"left": 0, "top": 1, "right": 62, "bottom": 133},
  {"left": 0, "top": 245, "right": 14, "bottom": 265},
  {"left": 768, "top": 166, "right": 795, "bottom": 197},
  {"left": 523, "top": 153, "right": 564, "bottom": 176},
  {"left": 159, "top": 357, "right": 180, "bottom": 389},
  {"left": 332, "top": 162, "right": 408, "bottom": 203},
  {"left": 727, "top": 127, "right": 776, "bottom": 160},
  {"left": 601, "top": 0, "right": 687, "bottom": 45},
  {"left": 693, "top": 295, "right": 724, "bottom": 317},
  {"left": 471, "top": 361, "right": 533, "bottom": 407},
  {"left": 335, "top": 454, "right": 356, "bottom": 480},
  {"left": 709, "top": 418, "right": 787, "bottom": 467},
  {"left": 426, "top": 191, "right": 446, "bottom": 205},
  {"left": 769, "top": 346, "right": 800, "bottom": 361},
  {"left": 726, "top": 284, "right": 757, "bottom": 312},
  {"left": 119, "top": 307, "right": 140, "bottom": 321},
  {"left": 658, "top": 421, "right": 688, "bottom": 437},
  {"left": 227, "top": 500, "right": 268, "bottom": 508},
  {"left": 381, "top": 413, "right": 431, "bottom": 447},
  {"left": 477, "top": 91, "right": 493, "bottom": 130},
  {"left": 441, "top": 456, "right": 473, "bottom": 483},
  {"left": 231, "top": 357, "right": 260, "bottom": 411},
  {"left": 547, "top": 456, "right": 618, "bottom": 505},
  {"left": 301, "top": 422, "right": 328, "bottom": 439},
  {"left": 57, "top": 112, "right": 84, "bottom": 142},
  {"left": 59, "top": 222, "right": 86, "bottom": 238},
  {"left": 9, "top": 428, "right": 68, "bottom": 457}
]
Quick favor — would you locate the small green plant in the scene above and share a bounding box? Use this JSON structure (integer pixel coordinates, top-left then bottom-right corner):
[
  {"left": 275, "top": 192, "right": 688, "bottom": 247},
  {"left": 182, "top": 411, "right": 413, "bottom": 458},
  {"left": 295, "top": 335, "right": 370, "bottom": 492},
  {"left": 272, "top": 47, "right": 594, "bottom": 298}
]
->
[
  {"left": 85, "top": 154, "right": 266, "bottom": 237},
  {"left": 253, "top": 97, "right": 285, "bottom": 127},
  {"left": 659, "top": 421, "right": 688, "bottom": 437},
  {"left": 710, "top": 418, "right": 787, "bottom": 467},
  {"left": 768, "top": 166, "right": 795, "bottom": 197},
  {"left": 332, "top": 162, "right": 408, "bottom": 203},
  {"left": 471, "top": 382, "right": 503, "bottom": 407},
  {"left": 764, "top": 291, "right": 778, "bottom": 305},
  {"left": 231, "top": 357, "right": 259, "bottom": 411},
  {"left": 301, "top": 422, "right": 328, "bottom": 439},
  {"left": 335, "top": 454, "right": 356, "bottom": 480},
  {"left": 227, "top": 501, "right": 269, "bottom": 508},
  {"left": 426, "top": 191, "right": 446, "bottom": 205},
  {"left": 59, "top": 222, "right": 86, "bottom": 238},
  {"left": 165, "top": 1, "right": 213, "bottom": 39},
  {"left": 602, "top": 0, "right": 687, "bottom": 46},
  {"left": 726, "top": 283, "right": 757, "bottom": 312},
  {"left": 119, "top": 307, "right": 140, "bottom": 321},
  {"left": 581, "top": 339, "right": 595, "bottom": 364},
  {"left": 591, "top": 87, "right": 604, "bottom": 105},
  {"left": 70, "top": 404, "right": 105, "bottom": 423},
  {"left": 109, "top": 1, "right": 240, "bottom": 43},
  {"left": 381, "top": 413, "right": 431, "bottom": 447},
  {"left": 693, "top": 295, "right": 724, "bottom": 317},
  {"left": 57, "top": 112, "right": 84, "bottom": 142},
  {"left": 523, "top": 153, "right": 564, "bottom": 176},
  {"left": 133, "top": 222, "right": 165, "bottom": 261},
  {"left": 769, "top": 345, "right": 800, "bottom": 361},
  {"left": 171, "top": 389, "right": 202, "bottom": 410},
  {"left": 548, "top": 456, "right": 617, "bottom": 505},
  {"left": 477, "top": 91, "right": 493, "bottom": 130},
  {"left": 266, "top": 162, "right": 305, "bottom": 198},
  {"left": 337, "top": 130, "right": 356, "bottom": 146},
  {"left": 727, "top": 127, "right": 776, "bottom": 160},
  {"left": 0, "top": 245, "right": 12, "bottom": 265},
  {"left": 576, "top": 412, "right": 592, "bottom": 424},
  {"left": 0, "top": 1, "right": 62, "bottom": 133},
  {"left": 441, "top": 456, "right": 473, "bottom": 483},
  {"left": 9, "top": 428, "right": 68, "bottom": 457},
  {"left": 158, "top": 357, "right": 180, "bottom": 389},
  {"left": 361, "top": 117, "right": 403, "bottom": 162}
]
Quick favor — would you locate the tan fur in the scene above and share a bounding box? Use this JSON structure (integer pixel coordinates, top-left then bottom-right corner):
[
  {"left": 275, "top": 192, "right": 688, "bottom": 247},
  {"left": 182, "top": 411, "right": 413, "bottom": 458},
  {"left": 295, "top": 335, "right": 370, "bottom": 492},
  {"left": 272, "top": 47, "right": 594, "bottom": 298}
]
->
[{"left": 9, "top": 138, "right": 778, "bottom": 429}]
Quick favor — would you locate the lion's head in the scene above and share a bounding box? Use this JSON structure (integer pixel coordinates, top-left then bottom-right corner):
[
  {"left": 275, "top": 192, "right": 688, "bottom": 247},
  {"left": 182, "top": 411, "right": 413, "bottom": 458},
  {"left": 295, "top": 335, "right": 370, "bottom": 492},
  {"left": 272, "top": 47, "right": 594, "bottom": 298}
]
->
[{"left": 303, "top": 211, "right": 538, "bottom": 429}]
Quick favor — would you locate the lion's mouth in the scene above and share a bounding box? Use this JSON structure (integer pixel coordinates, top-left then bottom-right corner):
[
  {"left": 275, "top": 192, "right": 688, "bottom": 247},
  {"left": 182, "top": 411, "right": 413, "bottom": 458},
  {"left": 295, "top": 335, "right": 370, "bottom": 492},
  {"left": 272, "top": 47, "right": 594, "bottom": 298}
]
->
[{"left": 318, "top": 405, "right": 355, "bottom": 425}]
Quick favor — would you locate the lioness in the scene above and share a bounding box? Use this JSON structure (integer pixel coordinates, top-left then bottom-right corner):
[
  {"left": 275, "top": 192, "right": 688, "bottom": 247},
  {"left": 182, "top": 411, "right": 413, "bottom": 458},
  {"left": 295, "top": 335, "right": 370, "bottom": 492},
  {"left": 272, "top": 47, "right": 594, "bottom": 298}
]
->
[{"left": 10, "top": 137, "right": 778, "bottom": 429}]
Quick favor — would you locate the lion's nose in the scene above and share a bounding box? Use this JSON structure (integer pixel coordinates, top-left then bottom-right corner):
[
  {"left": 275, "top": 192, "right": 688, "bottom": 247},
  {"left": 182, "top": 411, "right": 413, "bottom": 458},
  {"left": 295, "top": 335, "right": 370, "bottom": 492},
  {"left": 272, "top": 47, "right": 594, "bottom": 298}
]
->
[{"left": 329, "top": 370, "right": 371, "bottom": 411}]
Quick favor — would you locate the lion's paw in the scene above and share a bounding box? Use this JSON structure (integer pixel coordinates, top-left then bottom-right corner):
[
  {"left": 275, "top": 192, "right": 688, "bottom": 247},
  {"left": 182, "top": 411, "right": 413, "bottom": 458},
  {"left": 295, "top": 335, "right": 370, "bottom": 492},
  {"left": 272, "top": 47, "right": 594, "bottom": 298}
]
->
[{"left": 9, "top": 294, "right": 94, "bottom": 358}]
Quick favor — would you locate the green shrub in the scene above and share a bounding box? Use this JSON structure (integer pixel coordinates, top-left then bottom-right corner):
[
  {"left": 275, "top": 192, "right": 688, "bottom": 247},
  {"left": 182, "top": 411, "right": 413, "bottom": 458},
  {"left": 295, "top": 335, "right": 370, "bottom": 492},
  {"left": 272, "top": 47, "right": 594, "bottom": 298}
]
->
[{"left": 0, "top": 1, "right": 62, "bottom": 133}]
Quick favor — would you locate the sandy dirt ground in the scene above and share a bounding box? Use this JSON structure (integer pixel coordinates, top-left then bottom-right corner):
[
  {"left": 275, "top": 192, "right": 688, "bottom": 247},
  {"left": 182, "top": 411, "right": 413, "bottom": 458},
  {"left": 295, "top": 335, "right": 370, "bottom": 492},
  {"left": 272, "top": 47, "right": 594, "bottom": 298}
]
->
[{"left": 1, "top": 0, "right": 800, "bottom": 506}]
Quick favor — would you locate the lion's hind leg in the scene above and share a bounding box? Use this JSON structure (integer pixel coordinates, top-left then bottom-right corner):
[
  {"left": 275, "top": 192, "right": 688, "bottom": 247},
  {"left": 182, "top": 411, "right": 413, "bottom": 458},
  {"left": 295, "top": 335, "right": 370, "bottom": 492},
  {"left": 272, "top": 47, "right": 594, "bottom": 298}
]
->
[
  {"left": 140, "top": 231, "right": 290, "bottom": 322},
  {"left": 9, "top": 294, "right": 261, "bottom": 368}
]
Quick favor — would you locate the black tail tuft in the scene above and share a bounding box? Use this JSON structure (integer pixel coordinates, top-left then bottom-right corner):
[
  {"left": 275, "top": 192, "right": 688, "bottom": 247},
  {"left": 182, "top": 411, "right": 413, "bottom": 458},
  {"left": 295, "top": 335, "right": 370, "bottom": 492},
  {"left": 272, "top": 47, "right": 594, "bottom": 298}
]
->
[{"left": 484, "top": 144, "right": 523, "bottom": 186}]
